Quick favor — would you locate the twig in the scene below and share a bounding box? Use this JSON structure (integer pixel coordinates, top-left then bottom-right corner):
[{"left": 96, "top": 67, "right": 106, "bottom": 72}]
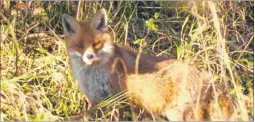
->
[
  {"left": 76, "top": 1, "right": 82, "bottom": 20},
  {"left": 111, "top": 57, "right": 128, "bottom": 91},
  {"left": 135, "top": 30, "right": 151, "bottom": 74}
]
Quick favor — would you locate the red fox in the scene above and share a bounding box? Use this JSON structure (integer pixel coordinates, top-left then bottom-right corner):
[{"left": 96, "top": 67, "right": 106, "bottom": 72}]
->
[
  {"left": 62, "top": 8, "right": 231, "bottom": 121},
  {"left": 62, "top": 8, "right": 166, "bottom": 108}
]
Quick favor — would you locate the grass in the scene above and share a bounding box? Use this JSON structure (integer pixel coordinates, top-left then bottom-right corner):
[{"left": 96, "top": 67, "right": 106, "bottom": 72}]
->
[{"left": 0, "top": 1, "right": 254, "bottom": 121}]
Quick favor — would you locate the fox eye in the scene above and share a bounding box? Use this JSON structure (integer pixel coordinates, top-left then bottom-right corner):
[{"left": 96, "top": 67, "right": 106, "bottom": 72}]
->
[
  {"left": 93, "top": 41, "right": 102, "bottom": 49},
  {"left": 76, "top": 42, "right": 84, "bottom": 49}
]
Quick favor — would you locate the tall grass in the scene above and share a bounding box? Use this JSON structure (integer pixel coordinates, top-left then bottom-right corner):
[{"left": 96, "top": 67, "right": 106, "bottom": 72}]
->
[{"left": 0, "top": 1, "right": 253, "bottom": 121}]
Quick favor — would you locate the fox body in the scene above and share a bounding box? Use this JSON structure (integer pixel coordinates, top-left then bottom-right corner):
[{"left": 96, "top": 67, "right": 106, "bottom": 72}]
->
[
  {"left": 62, "top": 9, "right": 231, "bottom": 120},
  {"left": 126, "top": 60, "right": 231, "bottom": 120}
]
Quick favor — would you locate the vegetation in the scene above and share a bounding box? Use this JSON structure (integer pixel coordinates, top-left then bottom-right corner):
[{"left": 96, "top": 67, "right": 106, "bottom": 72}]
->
[{"left": 1, "top": 1, "right": 253, "bottom": 121}]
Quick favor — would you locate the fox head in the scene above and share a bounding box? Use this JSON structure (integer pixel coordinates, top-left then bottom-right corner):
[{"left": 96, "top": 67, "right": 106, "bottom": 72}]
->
[{"left": 62, "top": 8, "right": 114, "bottom": 65}]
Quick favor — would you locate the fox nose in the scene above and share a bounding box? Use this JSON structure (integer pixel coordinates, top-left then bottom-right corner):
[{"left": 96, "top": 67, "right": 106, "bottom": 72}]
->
[{"left": 86, "top": 54, "right": 94, "bottom": 59}]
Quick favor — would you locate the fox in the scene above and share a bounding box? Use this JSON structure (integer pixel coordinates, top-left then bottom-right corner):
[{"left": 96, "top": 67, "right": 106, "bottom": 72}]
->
[
  {"left": 62, "top": 8, "right": 232, "bottom": 121},
  {"left": 62, "top": 9, "right": 166, "bottom": 109}
]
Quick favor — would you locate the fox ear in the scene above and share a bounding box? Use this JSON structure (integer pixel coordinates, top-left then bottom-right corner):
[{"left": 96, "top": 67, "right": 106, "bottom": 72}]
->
[
  {"left": 62, "top": 14, "right": 80, "bottom": 36},
  {"left": 91, "top": 8, "right": 108, "bottom": 32}
]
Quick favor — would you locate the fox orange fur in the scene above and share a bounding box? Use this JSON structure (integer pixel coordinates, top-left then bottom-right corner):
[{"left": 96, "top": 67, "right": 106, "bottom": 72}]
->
[
  {"left": 126, "top": 60, "right": 231, "bottom": 121},
  {"left": 62, "top": 8, "right": 231, "bottom": 121}
]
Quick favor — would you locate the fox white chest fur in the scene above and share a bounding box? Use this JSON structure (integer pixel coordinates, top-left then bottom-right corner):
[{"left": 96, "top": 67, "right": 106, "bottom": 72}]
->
[{"left": 68, "top": 51, "right": 111, "bottom": 106}]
